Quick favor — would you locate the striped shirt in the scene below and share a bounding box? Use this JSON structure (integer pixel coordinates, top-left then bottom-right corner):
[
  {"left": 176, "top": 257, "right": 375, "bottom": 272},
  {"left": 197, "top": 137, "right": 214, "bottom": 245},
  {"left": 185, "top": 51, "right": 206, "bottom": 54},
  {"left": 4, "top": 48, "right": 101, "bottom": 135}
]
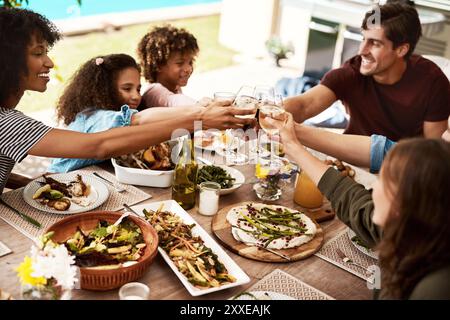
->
[{"left": 0, "top": 108, "right": 52, "bottom": 194}]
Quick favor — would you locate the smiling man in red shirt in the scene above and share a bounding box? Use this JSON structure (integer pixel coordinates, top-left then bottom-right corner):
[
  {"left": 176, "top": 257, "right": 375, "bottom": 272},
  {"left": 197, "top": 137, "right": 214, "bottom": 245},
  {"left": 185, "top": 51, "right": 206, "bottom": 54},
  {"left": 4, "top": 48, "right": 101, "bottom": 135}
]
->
[{"left": 285, "top": 1, "right": 450, "bottom": 141}]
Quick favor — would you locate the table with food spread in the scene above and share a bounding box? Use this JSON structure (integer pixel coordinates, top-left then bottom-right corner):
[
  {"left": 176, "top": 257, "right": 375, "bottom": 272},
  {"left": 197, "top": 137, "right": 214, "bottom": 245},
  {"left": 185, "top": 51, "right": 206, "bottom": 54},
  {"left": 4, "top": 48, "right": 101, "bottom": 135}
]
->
[{"left": 0, "top": 137, "right": 378, "bottom": 300}]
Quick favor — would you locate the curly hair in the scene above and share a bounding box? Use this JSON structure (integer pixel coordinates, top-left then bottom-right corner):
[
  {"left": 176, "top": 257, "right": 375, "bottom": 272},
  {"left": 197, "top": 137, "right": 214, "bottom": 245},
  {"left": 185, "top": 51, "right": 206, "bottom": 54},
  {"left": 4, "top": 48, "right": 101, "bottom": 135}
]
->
[
  {"left": 137, "top": 24, "right": 199, "bottom": 83},
  {"left": 0, "top": 7, "right": 61, "bottom": 106},
  {"left": 56, "top": 54, "right": 140, "bottom": 125},
  {"left": 377, "top": 139, "right": 450, "bottom": 299}
]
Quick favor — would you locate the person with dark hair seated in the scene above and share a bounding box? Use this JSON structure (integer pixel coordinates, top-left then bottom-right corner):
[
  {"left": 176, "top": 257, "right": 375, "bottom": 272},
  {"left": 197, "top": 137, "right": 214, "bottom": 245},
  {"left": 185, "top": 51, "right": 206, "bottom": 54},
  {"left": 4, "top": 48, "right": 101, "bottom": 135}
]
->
[
  {"left": 284, "top": 1, "right": 450, "bottom": 141},
  {"left": 266, "top": 113, "right": 450, "bottom": 299}
]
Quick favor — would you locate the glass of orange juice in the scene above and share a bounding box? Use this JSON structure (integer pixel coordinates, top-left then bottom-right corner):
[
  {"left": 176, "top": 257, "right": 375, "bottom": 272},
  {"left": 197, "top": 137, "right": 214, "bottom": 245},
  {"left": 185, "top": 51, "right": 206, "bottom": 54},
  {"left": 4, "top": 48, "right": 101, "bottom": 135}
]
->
[{"left": 294, "top": 170, "right": 324, "bottom": 209}]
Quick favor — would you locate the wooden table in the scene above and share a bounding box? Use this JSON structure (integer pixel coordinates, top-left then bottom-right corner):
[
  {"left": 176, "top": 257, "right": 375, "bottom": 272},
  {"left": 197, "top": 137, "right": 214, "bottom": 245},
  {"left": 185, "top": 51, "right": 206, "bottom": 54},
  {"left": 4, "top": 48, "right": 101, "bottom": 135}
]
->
[{"left": 0, "top": 164, "right": 373, "bottom": 300}]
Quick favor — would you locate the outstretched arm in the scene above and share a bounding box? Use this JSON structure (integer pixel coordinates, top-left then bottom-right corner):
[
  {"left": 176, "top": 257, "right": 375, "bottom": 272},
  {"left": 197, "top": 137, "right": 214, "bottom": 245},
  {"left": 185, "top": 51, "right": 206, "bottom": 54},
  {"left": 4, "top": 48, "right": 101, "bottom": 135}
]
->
[
  {"left": 294, "top": 124, "right": 371, "bottom": 168},
  {"left": 29, "top": 103, "right": 256, "bottom": 159},
  {"left": 265, "top": 114, "right": 382, "bottom": 247},
  {"left": 283, "top": 84, "right": 337, "bottom": 123},
  {"left": 131, "top": 100, "right": 250, "bottom": 129}
]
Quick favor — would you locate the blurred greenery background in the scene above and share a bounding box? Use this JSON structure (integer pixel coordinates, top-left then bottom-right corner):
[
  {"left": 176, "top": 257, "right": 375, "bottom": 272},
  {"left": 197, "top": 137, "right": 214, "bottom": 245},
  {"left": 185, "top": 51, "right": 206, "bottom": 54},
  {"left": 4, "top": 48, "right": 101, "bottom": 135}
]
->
[{"left": 17, "top": 14, "right": 236, "bottom": 113}]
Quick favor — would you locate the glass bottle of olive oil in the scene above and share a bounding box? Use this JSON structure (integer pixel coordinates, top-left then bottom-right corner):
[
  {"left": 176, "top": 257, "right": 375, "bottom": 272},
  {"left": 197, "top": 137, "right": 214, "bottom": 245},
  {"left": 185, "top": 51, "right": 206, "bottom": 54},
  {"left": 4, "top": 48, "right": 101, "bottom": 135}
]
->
[{"left": 172, "top": 136, "right": 198, "bottom": 210}]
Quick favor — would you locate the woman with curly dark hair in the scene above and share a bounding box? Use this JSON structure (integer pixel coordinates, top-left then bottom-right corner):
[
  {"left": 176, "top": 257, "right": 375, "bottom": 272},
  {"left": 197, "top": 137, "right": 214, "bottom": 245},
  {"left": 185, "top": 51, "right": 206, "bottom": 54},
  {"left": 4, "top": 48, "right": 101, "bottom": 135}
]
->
[
  {"left": 137, "top": 24, "right": 203, "bottom": 109},
  {"left": 267, "top": 113, "right": 450, "bottom": 299},
  {"left": 0, "top": 8, "right": 255, "bottom": 191}
]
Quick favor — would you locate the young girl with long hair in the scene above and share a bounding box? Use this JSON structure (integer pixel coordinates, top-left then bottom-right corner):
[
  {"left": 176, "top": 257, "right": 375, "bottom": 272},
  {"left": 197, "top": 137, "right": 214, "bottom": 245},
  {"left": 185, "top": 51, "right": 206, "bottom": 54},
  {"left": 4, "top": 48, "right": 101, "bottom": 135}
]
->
[
  {"left": 268, "top": 113, "right": 450, "bottom": 299},
  {"left": 0, "top": 8, "right": 255, "bottom": 191},
  {"left": 49, "top": 53, "right": 145, "bottom": 172}
]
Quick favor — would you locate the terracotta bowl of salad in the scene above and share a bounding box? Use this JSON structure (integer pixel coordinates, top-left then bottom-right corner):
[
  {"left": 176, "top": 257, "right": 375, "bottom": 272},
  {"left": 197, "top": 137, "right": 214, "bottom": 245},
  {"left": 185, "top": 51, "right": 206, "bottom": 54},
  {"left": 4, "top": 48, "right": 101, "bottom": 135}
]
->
[{"left": 46, "top": 211, "right": 159, "bottom": 291}]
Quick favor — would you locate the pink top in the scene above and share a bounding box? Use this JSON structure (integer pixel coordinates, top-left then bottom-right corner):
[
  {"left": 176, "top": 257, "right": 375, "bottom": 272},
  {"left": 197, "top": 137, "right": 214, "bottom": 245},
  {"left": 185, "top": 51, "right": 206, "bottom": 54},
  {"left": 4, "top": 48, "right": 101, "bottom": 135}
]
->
[{"left": 141, "top": 83, "right": 196, "bottom": 108}]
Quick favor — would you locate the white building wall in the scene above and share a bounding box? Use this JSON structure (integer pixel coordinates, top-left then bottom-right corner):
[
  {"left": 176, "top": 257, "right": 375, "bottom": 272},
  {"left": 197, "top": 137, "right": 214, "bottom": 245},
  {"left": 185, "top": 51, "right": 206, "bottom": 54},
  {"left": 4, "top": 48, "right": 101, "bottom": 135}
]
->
[{"left": 219, "top": 0, "right": 278, "bottom": 57}]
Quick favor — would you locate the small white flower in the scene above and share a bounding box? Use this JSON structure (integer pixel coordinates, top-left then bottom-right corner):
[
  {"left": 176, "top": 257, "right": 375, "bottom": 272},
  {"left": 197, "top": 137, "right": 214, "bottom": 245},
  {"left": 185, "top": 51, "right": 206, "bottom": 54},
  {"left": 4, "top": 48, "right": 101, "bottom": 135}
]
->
[{"left": 29, "top": 242, "right": 78, "bottom": 290}]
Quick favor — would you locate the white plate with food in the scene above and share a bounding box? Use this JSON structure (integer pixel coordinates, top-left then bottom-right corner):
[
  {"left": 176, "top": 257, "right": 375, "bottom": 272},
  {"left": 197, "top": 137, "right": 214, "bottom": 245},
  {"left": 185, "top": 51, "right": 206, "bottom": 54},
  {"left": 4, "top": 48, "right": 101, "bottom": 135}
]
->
[
  {"left": 194, "top": 130, "right": 220, "bottom": 151},
  {"left": 347, "top": 228, "right": 379, "bottom": 260},
  {"left": 197, "top": 164, "right": 245, "bottom": 195},
  {"left": 23, "top": 173, "right": 109, "bottom": 214},
  {"left": 131, "top": 200, "right": 250, "bottom": 296},
  {"left": 194, "top": 130, "right": 245, "bottom": 152},
  {"left": 232, "top": 290, "right": 296, "bottom": 300}
]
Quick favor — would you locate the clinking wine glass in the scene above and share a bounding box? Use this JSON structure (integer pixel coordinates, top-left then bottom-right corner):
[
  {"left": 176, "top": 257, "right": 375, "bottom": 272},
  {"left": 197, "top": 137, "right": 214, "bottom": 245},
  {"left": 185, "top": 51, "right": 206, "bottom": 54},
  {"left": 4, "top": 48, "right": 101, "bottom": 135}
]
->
[
  {"left": 233, "top": 85, "right": 258, "bottom": 121},
  {"left": 230, "top": 85, "right": 257, "bottom": 162},
  {"left": 239, "top": 85, "right": 272, "bottom": 158},
  {"left": 258, "top": 93, "right": 286, "bottom": 135},
  {"left": 258, "top": 93, "right": 286, "bottom": 160},
  {"left": 214, "top": 91, "right": 236, "bottom": 102}
]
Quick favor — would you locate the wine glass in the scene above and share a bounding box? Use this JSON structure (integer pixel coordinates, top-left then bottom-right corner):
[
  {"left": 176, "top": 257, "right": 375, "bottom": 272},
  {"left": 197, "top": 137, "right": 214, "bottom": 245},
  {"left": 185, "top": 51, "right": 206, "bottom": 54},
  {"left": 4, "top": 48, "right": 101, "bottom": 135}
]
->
[
  {"left": 258, "top": 93, "right": 286, "bottom": 135},
  {"left": 214, "top": 91, "right": 236, "bottom": 102},
  {"left": 233, "top": 85, "right": 258, "bottom": 120},
  {"left": 218, "top": 129, "right": 248, "bottom": 166},
  {"left": 233, "top": 85, "right": 260, "bottom": 159},
  {"left": 257, "top": 93, "right": 286, "bottom": 164}
]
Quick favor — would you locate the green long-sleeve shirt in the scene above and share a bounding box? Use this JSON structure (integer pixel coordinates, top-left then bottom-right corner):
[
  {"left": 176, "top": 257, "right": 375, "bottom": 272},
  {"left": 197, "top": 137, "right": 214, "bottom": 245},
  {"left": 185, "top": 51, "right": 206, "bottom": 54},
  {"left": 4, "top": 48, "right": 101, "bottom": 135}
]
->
[
  {"left": 318, "top": 167, "right": 382, "bottom": 248},
  {"left": 318, "top": 167, "right": 450, "bottom": 300}
]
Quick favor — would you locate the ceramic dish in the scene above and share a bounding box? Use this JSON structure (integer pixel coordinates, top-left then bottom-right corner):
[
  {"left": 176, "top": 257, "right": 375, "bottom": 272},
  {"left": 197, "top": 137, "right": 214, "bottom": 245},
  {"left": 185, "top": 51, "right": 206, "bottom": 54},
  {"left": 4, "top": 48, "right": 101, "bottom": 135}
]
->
[
  {"left": 23, "top": 173, "right": 109, "bottom": 215},
  {"left": 131, "top": 200, "right": 250, "bottom": 296},
  {"left": 194, "top": 130, "right": 245, "bottom": 152},
  {"left": 112, "top": 158, "right": 174, "bottom": 188},
  {"left": 198, "top": 164, "right": 245, "bottom": 195},
  {"left": 46, "top": 211, "right": 159, "bottom": 290}
]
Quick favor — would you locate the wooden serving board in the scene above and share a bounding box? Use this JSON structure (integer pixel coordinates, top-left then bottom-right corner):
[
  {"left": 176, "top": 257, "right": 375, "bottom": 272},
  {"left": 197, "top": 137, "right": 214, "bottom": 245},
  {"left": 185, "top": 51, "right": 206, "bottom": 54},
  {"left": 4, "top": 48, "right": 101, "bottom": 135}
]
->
[
  {"left": 280, "top": 183, "right": 336, "bottom": 223},
  {"left": 211, "top": 202, "right": 324, "bottom": 263},
  {"left": 297, "top": 200, "right": 335, "bottom": 223}
]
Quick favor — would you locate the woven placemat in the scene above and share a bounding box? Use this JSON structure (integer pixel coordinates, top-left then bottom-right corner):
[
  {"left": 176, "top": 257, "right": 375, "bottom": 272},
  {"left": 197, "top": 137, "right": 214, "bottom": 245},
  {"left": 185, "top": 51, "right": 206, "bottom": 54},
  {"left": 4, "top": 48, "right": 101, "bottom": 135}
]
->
[
  {"left": 0, "top": 166, "right": 151, "bottom": 240},
  {"left": 315, "top": 228, "right": 378, "bottom": 281},
  {"left": 232, "top": 269, "right": 334, "bottom": 300}
]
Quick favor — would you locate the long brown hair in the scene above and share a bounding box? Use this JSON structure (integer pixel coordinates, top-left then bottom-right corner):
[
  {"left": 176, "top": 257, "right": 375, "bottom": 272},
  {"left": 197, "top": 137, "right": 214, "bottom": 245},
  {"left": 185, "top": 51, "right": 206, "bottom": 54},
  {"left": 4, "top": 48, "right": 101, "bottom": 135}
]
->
[
  {"left": 378, "top": 139, "right": 450, "bottom": 299},
  {"left": 56, "top": 54, "right": 140, "bottom": 125}
]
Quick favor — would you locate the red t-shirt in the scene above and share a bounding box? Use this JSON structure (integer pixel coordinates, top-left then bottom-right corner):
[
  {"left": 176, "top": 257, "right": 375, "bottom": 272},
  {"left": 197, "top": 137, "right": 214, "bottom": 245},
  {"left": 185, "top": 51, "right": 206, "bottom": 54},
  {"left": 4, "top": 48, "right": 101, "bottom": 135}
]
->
[{"left": 321, "top": 55, "right": 450, "bottom": 141}]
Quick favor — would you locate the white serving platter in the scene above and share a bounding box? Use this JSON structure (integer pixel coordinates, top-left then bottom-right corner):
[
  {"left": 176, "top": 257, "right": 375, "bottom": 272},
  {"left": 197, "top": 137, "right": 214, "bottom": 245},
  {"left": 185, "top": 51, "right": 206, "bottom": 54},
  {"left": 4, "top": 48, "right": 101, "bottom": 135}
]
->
[{"left": 130, "top": 200, "right": 250, "bottom": 296}]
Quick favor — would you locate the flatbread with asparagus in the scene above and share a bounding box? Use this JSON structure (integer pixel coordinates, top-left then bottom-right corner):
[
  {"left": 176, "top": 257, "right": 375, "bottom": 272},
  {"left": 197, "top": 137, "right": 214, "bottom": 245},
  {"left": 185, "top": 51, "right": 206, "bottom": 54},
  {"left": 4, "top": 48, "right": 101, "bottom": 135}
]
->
[{"left": 226, "top": 203, "right": 317, "bottom": 250}]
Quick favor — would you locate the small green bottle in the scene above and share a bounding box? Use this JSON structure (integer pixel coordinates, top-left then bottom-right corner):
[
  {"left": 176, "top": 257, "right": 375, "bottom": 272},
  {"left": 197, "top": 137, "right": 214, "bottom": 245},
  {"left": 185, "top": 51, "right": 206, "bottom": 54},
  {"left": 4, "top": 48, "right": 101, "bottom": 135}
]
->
[{"left": 172, "top": 136, "right": 198, "bottom": 210}]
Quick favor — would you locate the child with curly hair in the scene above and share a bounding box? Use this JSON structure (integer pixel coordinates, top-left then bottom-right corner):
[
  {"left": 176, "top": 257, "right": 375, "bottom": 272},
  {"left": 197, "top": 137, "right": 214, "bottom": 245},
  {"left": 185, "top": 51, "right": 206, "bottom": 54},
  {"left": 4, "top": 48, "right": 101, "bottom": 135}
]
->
[{"left": 137, "top": 24, "right": 202, "bottom": 108}]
